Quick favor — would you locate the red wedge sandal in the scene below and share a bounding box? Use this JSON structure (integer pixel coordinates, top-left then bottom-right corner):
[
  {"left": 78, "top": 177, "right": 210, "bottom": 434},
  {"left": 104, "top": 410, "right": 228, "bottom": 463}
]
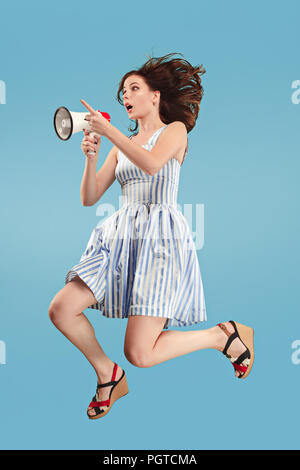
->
[
  {"left": 217, "top": 320, "right": 254, "bottom": 379},
  {"left": 87, "top": 362, "right": 129, "bottom": 419}
]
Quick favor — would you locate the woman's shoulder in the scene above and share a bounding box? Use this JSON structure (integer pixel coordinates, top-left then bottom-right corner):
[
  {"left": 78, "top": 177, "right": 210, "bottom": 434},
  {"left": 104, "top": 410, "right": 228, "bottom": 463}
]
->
[
  {"left": 164, "top": 121, "right": 188, "bottom": 144},
  {"left": 169, "top": 121, "right": 187, "bottom": 131},
  {"left": 161, "top": 122, "right": 188, "bottom": 167}
]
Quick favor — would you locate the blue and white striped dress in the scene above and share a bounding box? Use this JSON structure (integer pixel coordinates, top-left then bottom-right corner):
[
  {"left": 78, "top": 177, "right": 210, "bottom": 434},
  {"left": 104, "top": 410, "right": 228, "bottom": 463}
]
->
[{"left": 65, "top": 125, "right": 207, "bottom": 330}]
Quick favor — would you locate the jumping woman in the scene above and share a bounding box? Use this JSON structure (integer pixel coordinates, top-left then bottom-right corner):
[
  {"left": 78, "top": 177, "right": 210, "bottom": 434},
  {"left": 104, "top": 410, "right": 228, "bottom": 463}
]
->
[{"left": 48, "top": 52, "right": 255, "bottom": 420}]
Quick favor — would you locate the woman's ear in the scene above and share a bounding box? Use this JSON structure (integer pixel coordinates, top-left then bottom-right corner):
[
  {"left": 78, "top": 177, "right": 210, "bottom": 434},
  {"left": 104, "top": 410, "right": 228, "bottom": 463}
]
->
[{"left": 153, "top": 89, "right": 160, "bottom": 104}]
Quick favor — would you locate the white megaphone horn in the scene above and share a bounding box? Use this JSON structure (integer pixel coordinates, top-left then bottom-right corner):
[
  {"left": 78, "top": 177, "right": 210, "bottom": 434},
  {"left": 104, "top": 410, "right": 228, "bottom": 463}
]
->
[{"left": 53, "top": 106, "right": 111, "bottom": 155}]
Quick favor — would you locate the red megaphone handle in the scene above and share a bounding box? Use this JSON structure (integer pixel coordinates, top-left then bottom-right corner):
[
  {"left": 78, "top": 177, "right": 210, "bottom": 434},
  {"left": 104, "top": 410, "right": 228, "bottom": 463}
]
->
[{"left": 97, "top": 110, "right": 111, "bottom": 122}]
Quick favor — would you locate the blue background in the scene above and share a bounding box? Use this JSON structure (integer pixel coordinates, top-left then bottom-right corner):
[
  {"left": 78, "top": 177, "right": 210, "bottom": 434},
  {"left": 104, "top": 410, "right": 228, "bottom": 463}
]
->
[{"left": 1, "top": 0, "right": 299, "bottom": 450}]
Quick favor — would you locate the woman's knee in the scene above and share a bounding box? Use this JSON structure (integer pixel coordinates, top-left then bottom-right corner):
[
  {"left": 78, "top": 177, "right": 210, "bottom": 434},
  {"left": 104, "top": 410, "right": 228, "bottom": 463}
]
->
[
  {"left": 48, "top": 277, "right": 96, "bottom": 325},
  {"left": 124, "top": 316, "right": 166, "bottom": 367},
  {"left": 48, "top": 294, "right": 76, "bottom": 325},
  {"left": 48, "top": 298, "right": 68, "bottom": 325},
  {"left": 124, "top": 346, "right": 151, "bottom": 368}
]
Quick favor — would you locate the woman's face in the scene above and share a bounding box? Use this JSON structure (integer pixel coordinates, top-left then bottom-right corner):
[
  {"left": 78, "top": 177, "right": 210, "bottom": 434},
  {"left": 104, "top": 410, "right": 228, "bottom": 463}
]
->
[{"left": 122, "top": 74, "right": 159, "bottom": 119}]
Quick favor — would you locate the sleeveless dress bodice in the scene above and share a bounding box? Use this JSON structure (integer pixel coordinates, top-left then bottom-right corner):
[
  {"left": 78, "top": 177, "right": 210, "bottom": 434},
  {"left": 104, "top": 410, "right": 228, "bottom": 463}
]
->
[{"left": 115, "top": 126, "right": 185, "bottom": 206}]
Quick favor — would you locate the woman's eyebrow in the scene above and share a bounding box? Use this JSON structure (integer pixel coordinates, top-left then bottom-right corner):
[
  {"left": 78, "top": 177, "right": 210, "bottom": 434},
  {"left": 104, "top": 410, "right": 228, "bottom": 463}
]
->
[{"left": 122, "top": 82, "right": 139, "bottom": 92}]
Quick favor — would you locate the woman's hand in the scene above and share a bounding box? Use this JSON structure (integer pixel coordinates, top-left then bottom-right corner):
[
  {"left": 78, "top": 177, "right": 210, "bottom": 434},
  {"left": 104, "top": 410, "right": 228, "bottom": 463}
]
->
[
  {"left": 80, "top": 99, "right": 110, "bottom": 137},
  {"left": 81, "top": 130, "right": 101, "bottom": 160}
]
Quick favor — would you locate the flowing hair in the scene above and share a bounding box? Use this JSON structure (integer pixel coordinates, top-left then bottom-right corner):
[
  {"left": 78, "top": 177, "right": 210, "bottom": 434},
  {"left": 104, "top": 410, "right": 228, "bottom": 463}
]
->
[{"left": 116, "top": 52, "right": 206, "bottom": 136}]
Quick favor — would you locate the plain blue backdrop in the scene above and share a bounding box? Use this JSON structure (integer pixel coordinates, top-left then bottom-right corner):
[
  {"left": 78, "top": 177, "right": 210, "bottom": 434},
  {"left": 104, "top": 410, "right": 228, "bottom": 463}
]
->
[{"left": 1, "top": 0, "right": 299, "bottom": 450}]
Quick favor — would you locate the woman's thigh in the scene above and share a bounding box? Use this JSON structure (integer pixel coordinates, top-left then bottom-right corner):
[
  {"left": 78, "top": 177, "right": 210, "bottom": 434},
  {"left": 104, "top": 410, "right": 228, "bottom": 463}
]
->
[
  {"left": 48, "top": 275, "right": 98, "bottom": 323},
  {"left": 124, "top": 315, "right": 166, "bottom": 363}
]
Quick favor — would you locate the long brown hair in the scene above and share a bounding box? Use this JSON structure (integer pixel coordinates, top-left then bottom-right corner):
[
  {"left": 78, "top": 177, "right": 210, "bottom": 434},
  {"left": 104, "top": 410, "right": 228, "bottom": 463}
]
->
[{"left": 117, "top": 52, "right": 206, "bottom": 136}]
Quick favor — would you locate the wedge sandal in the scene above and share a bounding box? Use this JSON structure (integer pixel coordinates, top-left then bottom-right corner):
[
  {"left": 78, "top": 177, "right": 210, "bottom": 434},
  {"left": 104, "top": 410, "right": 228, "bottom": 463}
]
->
[
  {"left": 217, "top": 320, "right": 254, "bottom": 379},
  {"left": 87, "top": 362, "right": 129, "bottom": 419}
]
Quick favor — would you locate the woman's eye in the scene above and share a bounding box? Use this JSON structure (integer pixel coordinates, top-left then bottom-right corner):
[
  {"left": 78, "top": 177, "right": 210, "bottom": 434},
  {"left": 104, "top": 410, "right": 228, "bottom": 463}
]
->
[{"left": 122, "top": 86, "right": 138, "bottom": 95}]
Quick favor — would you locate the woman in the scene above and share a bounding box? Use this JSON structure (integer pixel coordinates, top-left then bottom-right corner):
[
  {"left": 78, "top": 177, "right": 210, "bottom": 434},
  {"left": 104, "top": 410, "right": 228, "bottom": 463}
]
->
[{"left": 48, "top": 52, "right": 255, "bottom": 420}]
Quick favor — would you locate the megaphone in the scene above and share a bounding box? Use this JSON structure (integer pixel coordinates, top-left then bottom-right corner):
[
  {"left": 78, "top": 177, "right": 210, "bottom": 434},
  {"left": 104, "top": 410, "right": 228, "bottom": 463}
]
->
[{"left": 53, "top": 106, "right": 111, "bottom": 155}]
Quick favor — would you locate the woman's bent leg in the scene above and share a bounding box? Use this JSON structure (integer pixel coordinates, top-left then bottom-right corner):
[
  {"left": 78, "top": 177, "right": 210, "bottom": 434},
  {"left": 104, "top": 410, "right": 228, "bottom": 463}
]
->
[
  {"left": 48, "top": 275, "right": 114, "bottom": 378},
  {"left": 48, "top": 275, "right": 124, "bottom": 415}
]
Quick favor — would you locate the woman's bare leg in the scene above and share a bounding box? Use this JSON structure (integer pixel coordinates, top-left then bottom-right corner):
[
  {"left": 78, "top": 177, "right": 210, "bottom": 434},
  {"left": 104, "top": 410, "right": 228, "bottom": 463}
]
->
[
  {"left": 150, "top": 324, "right": 247, "bottom": 376},
  {"left": 124, "top": 316, "right": 247, "bottom": 377},
  {"left": 48, "top": 275, "right": 123, "bottom": 416}
]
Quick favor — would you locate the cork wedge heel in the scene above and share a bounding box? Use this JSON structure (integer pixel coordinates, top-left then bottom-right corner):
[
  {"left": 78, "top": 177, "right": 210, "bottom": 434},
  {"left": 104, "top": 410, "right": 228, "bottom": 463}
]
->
[
  {"left": 217, "top": 320, "right": 254, "bottom": 379},
  {"left": 87, "top": 362, "right": 129, "bottom": 419}
]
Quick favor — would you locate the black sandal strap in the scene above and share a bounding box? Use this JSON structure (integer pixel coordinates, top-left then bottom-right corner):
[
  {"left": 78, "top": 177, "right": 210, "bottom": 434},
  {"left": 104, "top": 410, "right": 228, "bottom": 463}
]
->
[
  {"left": 88, "top": 396, "right": 104, "bottom": 416},
  {"left": 234, "top": 349, "right": 250, "bottom": 365},
  {"left": 97, "top": 370, "right": 125, "bottom": 389},
  {"left": 223, "top": 332, "right": 238, "bottom": 356},
  {"left": 88, "top": 393, "right": 107, "bottom": 415},
  {"left": 93, "top": 406, "right": 105, "bottom": 415},
  {"left": 229, "top": 320, "right": 249, "bottom": 351},
  {"left": 97, "top": 380, "right": 118, "bottom": 389}
]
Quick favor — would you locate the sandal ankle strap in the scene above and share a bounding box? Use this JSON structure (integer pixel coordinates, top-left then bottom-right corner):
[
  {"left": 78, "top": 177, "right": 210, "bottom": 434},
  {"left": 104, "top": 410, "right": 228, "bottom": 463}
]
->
[
  {"left": 97, "top": 380, "right": 118, "bottom": 388},
  {"left": 217, "top": 323, "right": 238, "bottom": 355},
  {"left": 96, "top": 362, "right": 119, "bottom": 389}
]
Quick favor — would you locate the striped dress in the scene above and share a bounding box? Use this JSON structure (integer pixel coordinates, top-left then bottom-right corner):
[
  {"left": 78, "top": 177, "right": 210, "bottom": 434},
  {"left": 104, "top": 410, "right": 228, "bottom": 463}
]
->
[{"left": 65, "top": 125, "right": 207, "bottom": 330}]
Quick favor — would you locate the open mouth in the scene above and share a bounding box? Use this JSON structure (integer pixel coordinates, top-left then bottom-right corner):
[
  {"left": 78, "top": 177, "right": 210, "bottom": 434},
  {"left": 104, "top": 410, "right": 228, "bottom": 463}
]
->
[{"left": 126, "top": 105, "right": 133, "bottom": 112}]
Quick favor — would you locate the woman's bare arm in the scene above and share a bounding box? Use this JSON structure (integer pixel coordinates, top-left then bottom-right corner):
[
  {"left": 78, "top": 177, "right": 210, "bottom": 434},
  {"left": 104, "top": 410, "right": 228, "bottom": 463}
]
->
[
  {"left": 104, "top": 121, "right": 187, "bottom": 175},
  {"left": 81, "top": 100, "right": 188, "bottom": 175},
  {"left": 81, "top": 145, "right": 118, "bottom": 206}
]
